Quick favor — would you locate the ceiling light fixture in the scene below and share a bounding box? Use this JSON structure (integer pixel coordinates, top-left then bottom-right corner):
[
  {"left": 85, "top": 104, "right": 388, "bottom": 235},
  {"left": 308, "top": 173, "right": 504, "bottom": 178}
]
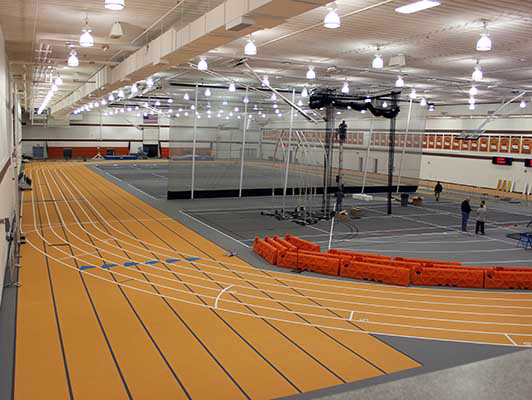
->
[
  {"left": 205, "top": 88, "right": 211, "bottom": 97},
  {"left": 306, "top": 65, "right": 316, "bottom": 80},
  {"left": 420, "top": 97, "right": 427, "bottom": 106},
  {"left": 472, "top": 60, "right": 483, "bottom": 81},
  {"left": 155, "top": 100, "right": 161, "bottom": 106},
  {"left": 131, "top": 83, "right": 138, "bottom": 93},
  {"left": 51, "top": 84, "right": 58, "bottom": 92},
  {"left": 54, "top": 76, "right": 63, "bottom": 86},
  {"left": 372, "top": 49, "right": 384, "bottom": 69},
  {"left": 117, "top": 89, "right": 125, "bottom": 98},
  {"left": 469, "top": 97, "right": 476, "bottom": 105},
  {"left": 244, "top": 35, "right": 257, "bottom": 56},
  {"left": 243, "top": 96, "right": 249, "bottom": 104},
  {"left": 146, "top": 77, "right": 154, "bottom": 87},
  {"left": 105, "top": 0, "right": 125, "bottom": 11},
  {"left": 262, "top": 75, "right": 270, "bottom": 87},
  {"left": 271, "top": 93, "right": 277, "bottom": 101},
  {"left": 323, "top": 3, "right": 341, "bottom": 29},
  {"left": 228, "top": 82, "right": 236, "bottom": 92},
  {"left": 184, "top": 93, "right": 190, "bottom": 101},
  {"left": 520, "top": 100, "right": 527, "bottom": 109},
  {"left": 167, "top": 98, "right": 173, "bottom": 103},
  {"left": 395, "top": 75, "right": 404, "bottom": 88},
  {"left": 101, "top": 99, "right": 107, "bottom": 106},
  {"left": 409, "top": 88, "right": 417, "bottom": 99},
  {"left": 341, "top": 81, "right": 349, "bottom": 93},
  {"left": 428, "top": 104, "right": 435, "bottom": 112},
  {"left": 476, "top": 20, "right": 492, "bottom": 52},
  {"left": 197, "top": 57, "right": 208, "bottom": 71},
  {"left": 382, "top": 101, "right": 388, "bottom": 108},
  {"left": 80, "top": 16, "right": 94, "bottom": 47},
  {"left": 395, "top": 0, "right": 441, "bottom": 14},
  {"left": 365, "top": 96, "right": 371, "bottom": 103},
  {"left": 297, "top": 99, "right": 303, "bottom": 106},
  {"left": 68, "top": 50, "right": 79, "bottom": 67},
  {"left": 109, "top": 93, "right": 115, "bottom": 101},
  {"left": 469, "top": 86, "right": 478, "bottom": 96},
  {"left": 469, "top": 103, "right": 476, "bottom": 110},
  {"left": 301, "top": 87, "right": 308, "bottom": 97}
]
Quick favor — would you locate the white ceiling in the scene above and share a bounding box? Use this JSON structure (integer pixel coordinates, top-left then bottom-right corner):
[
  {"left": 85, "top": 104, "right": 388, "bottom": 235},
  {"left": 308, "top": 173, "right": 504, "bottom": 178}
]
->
[{"left": 3, "top": 0, "right": 532, "bottom": 112}]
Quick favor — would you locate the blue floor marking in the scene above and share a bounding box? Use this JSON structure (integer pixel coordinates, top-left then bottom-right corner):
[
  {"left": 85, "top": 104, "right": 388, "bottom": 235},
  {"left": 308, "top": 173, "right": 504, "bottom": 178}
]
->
[
  {"left": 124, "top": 262, "right": 139, "bottom": 267},
  {"left": 166, "top": 259, "right": 179, "bottom": 263},
  {"left": 79, "top": 258, "right": 202, "bottom": 272},
  {"left": 186, "top": 257, "right": 200, "bottom": 262},
  {"left": 79, "top": 266, "right": 95, "bottom": 271},
  {"left": 145, "top": 260, "right": 160, "bottom": 265},
  {"left": 101, "top": 263, "right": 118, "bottom": 269}
]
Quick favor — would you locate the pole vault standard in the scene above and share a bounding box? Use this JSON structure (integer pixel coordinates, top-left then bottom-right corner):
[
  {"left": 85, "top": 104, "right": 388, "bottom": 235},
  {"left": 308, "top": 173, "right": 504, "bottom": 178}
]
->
[
  {"left": 396, "top": 98, "right": 413, "bottom": 192},
  {"left": 361, "top": 115, "right": 374, "bottom": 194},
  {"left": 238, "top": 87, "right": 249, "bottom": 198},
  {"left": 388, "top": 92, "right": 399, "bottom": 215},
  {"left": 190, "top": 84, "right": 199, "bottom": 199}
]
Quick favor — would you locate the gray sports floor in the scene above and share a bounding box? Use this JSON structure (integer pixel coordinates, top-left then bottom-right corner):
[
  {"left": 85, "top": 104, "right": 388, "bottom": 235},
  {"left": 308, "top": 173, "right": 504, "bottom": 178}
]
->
[{"left": 80, "top": 161, "right": 532, "bottom": 399}]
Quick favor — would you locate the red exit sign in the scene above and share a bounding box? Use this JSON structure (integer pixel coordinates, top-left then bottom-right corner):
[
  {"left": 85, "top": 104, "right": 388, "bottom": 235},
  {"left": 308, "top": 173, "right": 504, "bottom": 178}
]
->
[{"left": 492, "top": 157, "right": 513, "bottom": 166}]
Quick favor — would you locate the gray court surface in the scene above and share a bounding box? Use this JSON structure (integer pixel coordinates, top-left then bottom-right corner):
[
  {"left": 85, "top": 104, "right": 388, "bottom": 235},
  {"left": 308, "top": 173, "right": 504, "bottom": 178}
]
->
[{"left": 84, "top": 163, "right": 532, "bottom": 400}]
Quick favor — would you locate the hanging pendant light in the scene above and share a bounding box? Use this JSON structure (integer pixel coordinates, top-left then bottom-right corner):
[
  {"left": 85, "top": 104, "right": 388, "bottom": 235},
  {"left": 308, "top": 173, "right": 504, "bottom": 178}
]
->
[
  {"left": 131, "top": 83, "right": 138, "bottom": 93},
  {"left": 205, "top": 88, "right": 212, "bottom": 97},
  {"left": 420, "top": 97, "right": 427, "bottom": 106},
  {"left": 51, "top": 84, "right": 58, "bottom": 92},
  {"left": 409, "top": 88, "right": 417, "bottom": 99},
  {"left": 341, "top": 81, "right": 349, "bottom": 93},
  {"left": 306, "top": 65, "right": 316, "bottom": 80},
  {"left": 243, "top": 96, "right": 249, "bottom": 104},
  {"left": 476, "top": 21, "right": 492, "bottom": 51},
  {"left": 297, "top": 99, "right": 303, "bottom": 106},
  {"left": 428, "top": 104, "right": 435, "bottom": 112},
  {"left": 271, "top": 93, "right": 277, "bottom": 101},
  {"left": 54, "top": 76, "right": 63, "bottom": 86},
  {"left": 167, "top": 98, "right": 173, "bottom": 103},
  {"left": 395, "top": 75, "right": 404, "bottom": 88},
  {"left": 372, "top": 48, "right": 384, "bottom": 69},
  {"left": 117, "top": 89, "right": 125, "bottom": 98},
  {"left": 197, "top": 57, "right": 208, "bottom": 71},
  {"left": 301, "top": 87, "right": 308, "bottom": 97},
  {"left": 146, "top": 77, "right": 154, "bottom": 87},
  {"left": 80, "top": 16, "right": 94, "bottom": 47},
  {"left": 244, "top": 35, "right": 257, "bottom": 56},
  {"left": 469, "top": 103, "right": 476, "bottom": 110},
  {"left": 262, "top": 75, "right": 270, "bottom": 87},
  {"left": 323, "top": 4, "right": 341, "bottom": 29},
  {"left": 108, "top": 93, "right": 115, "bottom": 101},
  {"left": 365, "top": 96, "right": 371, "bottom": 103},
  {"left": 469, "top": 86, "right": 478, "bottom": 96},
  {"left": 155, "top": 100, "right": 161, "bottom": 106},
  {"left": 472, "top": 60, "right": 483, "bottom": 81},
  {"left": 382, "top": 101, "right": 388, "bottom": 108},
  {"left": 184, "top": 93, "right": 190, "bottom": 101},
  {"left": 68, "top": 50, "right": 79, "bottom": 67},
  {"left": 228, "top": 82, "right": 236, "bottom": 92},
  {"left": 100, "top": 99, "right": 107, "bottom": 106},
  {"left": 105, "top": 0, "right": 125, "bottom": 11},
  {"left": 469, "top": 97, "right": 476, "bottom": 105},
  {"left": 520, "top": 100, "right": 527, "bottom": 109}
]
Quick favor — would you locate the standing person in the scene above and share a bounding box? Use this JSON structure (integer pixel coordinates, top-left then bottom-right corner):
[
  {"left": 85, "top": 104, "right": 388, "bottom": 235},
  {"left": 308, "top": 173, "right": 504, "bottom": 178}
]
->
[
  {"left": 334, "top": 186, "right": 345, "bottom": 212},
  {"left": 337, "top": 120, "right": 347, "bottom": 143},
  {"left": 434, "top": 181, "right": 443, "bottom": 201},
  {"left": 461, "top": 198, "right": 472, "bottom": 232},
  {"left": 476, "top": 201, "right": 487, "bottom": 235}
]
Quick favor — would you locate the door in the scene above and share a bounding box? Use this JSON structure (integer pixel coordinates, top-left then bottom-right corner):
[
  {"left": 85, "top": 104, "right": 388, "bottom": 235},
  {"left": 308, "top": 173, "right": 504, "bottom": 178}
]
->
[
  {"left": 63, "top": 148, "right": 72, "bottom": 159},
  {"left": 143, "top": 144, "right": 158, "bottom": 157},
  {"left": 32, "top": 146, "right": 44, "bottom": 159}
]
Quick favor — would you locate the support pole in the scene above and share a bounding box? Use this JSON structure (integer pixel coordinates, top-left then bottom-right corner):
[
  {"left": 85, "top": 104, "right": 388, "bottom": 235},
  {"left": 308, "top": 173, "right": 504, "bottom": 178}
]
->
[
  {"left": 361, "top": 116, "right": 374, "bottom": 194},
  {"left": 327, "top": 203, "right": 337, "bottom": 251},
  {"left": 282, "top": 89, "right": 296, "bottom": 214},
  {"left": 323, "top": 106, "right": 335, "bottom": 216},
  {"left": 238, "top": 88, "right": 249, "bottom": 197},
  {"left": 190, "top": 84, "right": 199, "bottom": 199},
  {"left": 388, "top": 93, "right": 398, "bottom": 215},
  {"left": 396, "top": 99, "right": 413, "bottom": 191}
]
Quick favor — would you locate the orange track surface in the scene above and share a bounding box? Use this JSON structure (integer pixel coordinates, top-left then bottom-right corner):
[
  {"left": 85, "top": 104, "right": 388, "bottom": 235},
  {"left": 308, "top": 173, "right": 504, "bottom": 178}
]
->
[{"left": 14, "top": 162, "right": 532, "bottom": 399}]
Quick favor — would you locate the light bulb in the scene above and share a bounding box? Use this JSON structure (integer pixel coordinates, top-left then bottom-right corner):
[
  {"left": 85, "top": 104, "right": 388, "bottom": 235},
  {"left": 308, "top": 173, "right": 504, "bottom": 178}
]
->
[
  {"left": 476, "top": 33, "right": 492, "bottom": 52},
  {"left": 118, "top": 89, "right": 125, "bottom": 98},
  {"left": 105, "top": 0, "right": 125, "bottom": 11},
  {"left": 262, "top": 75, "right": 270, "bottom": 86},
  {"left": 323, "top": 6, "right": 341, "bottom": 29},
  {"left": 382, "top": 101, "right": 388, "bottom": 108},
  {"left": 297, "top": 99, "right": 303, "bottom": 106},
  {"left": 409, "top": 88, "right": 417, "bottom": 99},
  {"left": 301, "top": 87, "right": 308, "bottom": 97},
  {"left": 361, "top": 109, "right": 366, "bottom": 114},
  {"left": 365, "top": 96, "right": 371, "bottom": 103},
  {"left": 155, "top": 100, "right": 161, "bottom": 106},
  {"left": 80, "top": 18, "right": 94, "bottom": 48},
  {"left": 271, "top": 93, "right": 277, "bottom": 101},
  {"left": 244, "top": 38, "right": 257, "bottom": 56},
  {"left": 146, "top": 77, "right": 154, "bottom": 87},
  {"left": 184, "top": 93, "right": 190, "bottom": 101},
  {"left": 229, "top": 82, "right": 236, "bottom": 92},
  {"left": 372, "top": 54, "right": 384, "bottom": 69},
  {"left": 472, "top": 65, "right": 483, "bottom": 81},
  {"left": 243, "top": 96, "right": 249, "bottom": 104},
  {"left": 520, "top": 100, "right": 527, "bottom": 109},
  {"left": 469, "top": 97, "right": 476, "bottom": 105},
  {"left": 273, "top": 104, "right": 278, "bottom": 109},
  {"left": 51, "top": 84, "right": 58, "bottom": 92},
  {"left": 429, "top": 104, "right": 435, "bottom": 112},
  {"left": 131, "top": 83, "right": 138, "bottom": 93},
  {"left": 109, "top": 93, "right": 115, "bottom": 101},
  {"left": 167, "top": 98, "right": 173, "bottom": 103},
  {"left": 68, "top": 50, "right": 79, "bottom": 67},
  {"left": 469, "top": 103, "right": 475, "bottom": 110},
  {"left": 395, "top": 75, "right": 404, "bottom": 88},
  {"left": 420, "top": 97, "right": 427, "bottom": 106},
  {"left": 191, "top": 105, "right": 195, "bottom": 110},
  {"left": 306, "top": 65, "right": 316, "bottom": 79},
  {"left": 341, "top": 81, "right": 349, "bottom": 93},
  {"left": 223, "top": 100, "right": 228, "bottom": 105},
  {"left": 54, "top": 76, "right": 63, "bottom": 86},
  {"left": 469, "top": 86, "right": 478, "bottom": 96},
  {"left": 205, "top": 88, "right": 211, "bottom": 97},
  {"left": 197, "top": 57, "right": 208, "bottom": 71}
]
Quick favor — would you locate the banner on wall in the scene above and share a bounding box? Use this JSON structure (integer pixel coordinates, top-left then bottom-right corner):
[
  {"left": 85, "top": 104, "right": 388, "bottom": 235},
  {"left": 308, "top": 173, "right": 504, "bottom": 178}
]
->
[{"left": 143, "top": 114, "right": 158, "bottom": 124}]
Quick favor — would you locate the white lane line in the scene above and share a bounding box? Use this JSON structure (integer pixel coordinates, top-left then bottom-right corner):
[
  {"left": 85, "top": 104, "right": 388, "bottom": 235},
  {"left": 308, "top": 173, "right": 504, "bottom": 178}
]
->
[
  {"left": 179, "top": 211, "right": 250, "bottom": 248},
  {"left": 334, "top": 247, "right": 525, "bottom": 254},
  {"left": 506, "top": 334, "right": 518, "bottom": 346}
]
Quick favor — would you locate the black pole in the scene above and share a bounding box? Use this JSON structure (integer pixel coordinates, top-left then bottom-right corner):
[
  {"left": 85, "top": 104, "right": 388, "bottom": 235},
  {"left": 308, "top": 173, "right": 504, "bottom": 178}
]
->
[
  {"left": 323, "top": 105, "right": 335, "bottom": 217},
  {"left": 388, "top": 93, "right": 398, "bottom": 215}
]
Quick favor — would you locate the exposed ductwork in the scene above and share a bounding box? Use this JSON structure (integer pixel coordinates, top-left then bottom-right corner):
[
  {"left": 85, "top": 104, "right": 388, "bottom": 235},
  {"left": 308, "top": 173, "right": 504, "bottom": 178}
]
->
[{"left": 50, "top": 0, "right": 330, "bottom": 117}]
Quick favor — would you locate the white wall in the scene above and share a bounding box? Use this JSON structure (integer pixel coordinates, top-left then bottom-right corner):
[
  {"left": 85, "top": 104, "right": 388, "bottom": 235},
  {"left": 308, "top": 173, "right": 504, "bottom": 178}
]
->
[{"left": 0, "top": 24, "right": 20, "bottom": 302}]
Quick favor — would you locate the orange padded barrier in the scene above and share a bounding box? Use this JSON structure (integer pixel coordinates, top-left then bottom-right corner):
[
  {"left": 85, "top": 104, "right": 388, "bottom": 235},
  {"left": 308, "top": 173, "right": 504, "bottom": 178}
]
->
[
  {"left": 485, "top": 270, "right": 532, "bottom": 290},
  {"left": 285, "top": 234, "right": 321, "bottom": 252},
  {"left": 298, "top": 253, "right": 340, "bottom": 276},
  {"left": 265, "top": 236, "right": 287, "bottom": 261},
  {"left": 394, "top": 256, "right": 461, "bottom": 266},
  {"left": 340, "top": 261, "right": 410, "bottom": 287},
  {"left": 329, "top": 249, "right": 391, "bottom": 260},
  {"left": 253, "top": 238, "right": 278, "bottom": 265},
  {"left": 276, "top": 251, "right": 299, "bottom": 269},
  {"left": 273, "top": 236, "right": 298, "bottom": 251},
  {"left": 411, "top": 266, "right": 484, "bottom": 288}
]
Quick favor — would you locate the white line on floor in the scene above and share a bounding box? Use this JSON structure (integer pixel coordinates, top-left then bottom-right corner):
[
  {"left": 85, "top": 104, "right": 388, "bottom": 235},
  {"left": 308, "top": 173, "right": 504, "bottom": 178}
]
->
[
  {"left": 179, "top": 211, "right": 250, "bottom": 248},
  {"left": 100, "top": 170, "right": 157, "bottom": 200}
]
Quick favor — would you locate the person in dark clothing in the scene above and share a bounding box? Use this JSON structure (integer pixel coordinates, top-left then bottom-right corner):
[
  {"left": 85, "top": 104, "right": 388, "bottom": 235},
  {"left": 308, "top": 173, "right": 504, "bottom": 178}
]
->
[
  {"left": 337, "top": 121, "right": 347, "bottom": 143},
  {"left": 476, "top": 201, "right": 487, "bottom": 235},
  {"left": 461, "top": 198, "right": 472, "bottom": 231},
  {"left": 434, "top": 181, "right": 443, "bottom": 201},
  {"left": 334, "top": 186, "right": 345, "bottom": 211}
]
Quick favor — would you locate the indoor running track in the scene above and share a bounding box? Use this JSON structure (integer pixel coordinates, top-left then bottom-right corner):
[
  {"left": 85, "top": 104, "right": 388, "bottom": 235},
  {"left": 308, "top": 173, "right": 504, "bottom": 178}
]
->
[{"left": 15, "top": 162, "right": 532, "bottom": 399}]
